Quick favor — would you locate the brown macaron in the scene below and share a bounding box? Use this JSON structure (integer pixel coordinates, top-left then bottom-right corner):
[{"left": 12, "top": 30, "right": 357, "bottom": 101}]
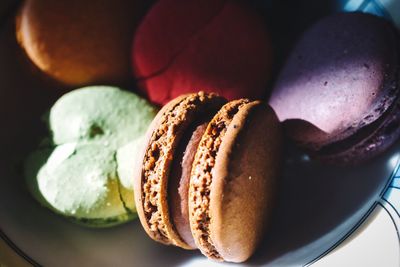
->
[
  {"left": 134, "top": 92, "right": 282, "bottom": 262},
  {"left": 134, "top": 92, "right": 227, "bottom": 249}
]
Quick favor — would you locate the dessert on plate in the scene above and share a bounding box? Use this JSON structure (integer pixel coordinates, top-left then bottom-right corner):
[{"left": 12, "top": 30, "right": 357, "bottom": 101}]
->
[
  {"left": 132, "top": 0, "right": 274, "bottom": 105},
  {"left": 134, "top": 92, "right": 282, "bottom": 262},
  {"left": 270, "top": 12, "right": 400, "bottom": 164},
  {"left": 25, "top": 86, "right": 157, "bottom": 227}
]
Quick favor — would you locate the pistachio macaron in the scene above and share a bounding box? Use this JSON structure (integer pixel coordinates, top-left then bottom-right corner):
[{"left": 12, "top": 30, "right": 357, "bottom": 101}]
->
[
  {"left": 134, "top": 92, "right": 282, "bottom": 262},
  {"left": 25, "top": 86, "right": 158, "bottom": 227}
]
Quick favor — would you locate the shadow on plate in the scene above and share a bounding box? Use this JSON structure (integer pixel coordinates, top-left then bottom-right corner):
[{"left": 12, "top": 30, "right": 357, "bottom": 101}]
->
[{"left": 249, "top": 137, "right": 397, "bottom": 266}]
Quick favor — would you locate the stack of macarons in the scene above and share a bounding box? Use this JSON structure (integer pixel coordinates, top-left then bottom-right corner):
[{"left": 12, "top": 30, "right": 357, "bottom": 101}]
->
[{"left": 134, "top": 92, "right": 282, "bottom": 262}]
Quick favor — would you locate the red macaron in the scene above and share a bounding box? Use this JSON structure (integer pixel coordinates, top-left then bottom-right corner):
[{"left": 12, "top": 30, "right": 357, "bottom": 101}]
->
[{"left": 131, "top": 0, "right": 273, "bottom": 106}]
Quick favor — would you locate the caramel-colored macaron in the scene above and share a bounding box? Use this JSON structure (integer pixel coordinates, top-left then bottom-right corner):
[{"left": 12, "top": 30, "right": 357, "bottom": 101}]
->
[
  {"left": 16, "top": 0, "right": 146, "bottom": 86},
  {"left": 134, "top": 92, "right": 282, "bottom": 262}
]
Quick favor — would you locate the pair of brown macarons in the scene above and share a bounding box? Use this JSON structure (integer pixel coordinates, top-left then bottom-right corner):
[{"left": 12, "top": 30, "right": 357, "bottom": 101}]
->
[{"left": 134, "top": 92, "right": 282, "bottom": 262}]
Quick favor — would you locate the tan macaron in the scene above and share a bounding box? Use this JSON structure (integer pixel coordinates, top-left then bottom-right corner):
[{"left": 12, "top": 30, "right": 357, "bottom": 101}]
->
[{"left": 134, "top": 92, "right": 282, "bottom": 262}]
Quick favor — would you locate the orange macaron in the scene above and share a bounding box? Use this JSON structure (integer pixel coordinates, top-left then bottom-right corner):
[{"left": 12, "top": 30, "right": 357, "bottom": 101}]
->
[{"left": 16, "top": 0, "right": 148, "bottom": 86}]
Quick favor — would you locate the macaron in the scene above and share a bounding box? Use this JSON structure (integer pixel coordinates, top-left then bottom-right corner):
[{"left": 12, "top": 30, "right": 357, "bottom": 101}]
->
[
  {"left": 269, "top": 12, "right": 400, "bottom": 164},
  {"left": 131, "top": 0, "right": 273, "bottom": 106},
  {"left": 134, "top": 92, "right": 282, "bottom": 262},
  {"left": 16, "top": 0, "right": 147, "bottom": 86},
  {"left": 25, "top": 86, "right": 158, "bottom": 227}
]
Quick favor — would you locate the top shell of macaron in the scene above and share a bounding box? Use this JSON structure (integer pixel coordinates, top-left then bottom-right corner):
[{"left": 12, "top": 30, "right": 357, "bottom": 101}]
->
[
  {"left": 49, "top": 86, "right": 157, "bottom": 148},
  {"left": 269, "top": 12, "right": 399, "bottom": 144}
]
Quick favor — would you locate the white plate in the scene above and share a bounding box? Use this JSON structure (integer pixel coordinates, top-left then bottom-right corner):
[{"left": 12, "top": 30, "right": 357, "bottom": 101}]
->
[{"left": 1, "top": 1, "right": 400, "bottom": 266}]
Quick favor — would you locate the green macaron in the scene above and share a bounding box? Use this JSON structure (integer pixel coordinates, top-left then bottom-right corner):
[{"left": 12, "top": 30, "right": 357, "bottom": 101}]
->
[{"left": 24, "top": 86, "right": 157, "bottom": 227}]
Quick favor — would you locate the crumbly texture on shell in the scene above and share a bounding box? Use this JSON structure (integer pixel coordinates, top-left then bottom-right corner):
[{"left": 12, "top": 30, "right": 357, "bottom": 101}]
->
[
  {"left": 189, "top": 99, "right": 249, "bottom": 260},
  {"left": 141, "top": 92, "right": 225, "bottom": 246}
]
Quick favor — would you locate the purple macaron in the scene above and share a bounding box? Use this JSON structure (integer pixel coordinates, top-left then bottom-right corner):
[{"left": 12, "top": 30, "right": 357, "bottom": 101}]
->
[{"left": 269, "top": 12, "right": 400, "bottom": 164}]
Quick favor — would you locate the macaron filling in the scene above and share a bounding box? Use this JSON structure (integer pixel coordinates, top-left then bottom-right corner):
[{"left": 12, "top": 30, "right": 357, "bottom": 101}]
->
[
  {"left": 190, "top": 99, "right": 250, "bottom": 260},
  {"left": 169, "top": 122, "right": 208, "bottom": 248}
]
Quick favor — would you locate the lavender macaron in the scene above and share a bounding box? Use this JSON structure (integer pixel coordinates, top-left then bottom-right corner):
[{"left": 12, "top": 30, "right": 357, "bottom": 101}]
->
[{"left": 269, "top": 12, "right": 400, "bottom": 164}]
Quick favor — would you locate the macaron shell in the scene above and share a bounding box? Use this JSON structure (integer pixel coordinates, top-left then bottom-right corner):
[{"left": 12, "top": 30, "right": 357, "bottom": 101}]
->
[
  {"left": 49, "top": 86, "right": 157, "bottom": 147},
  {"left": 33, "top": 143, "right": 126, "bottom": 219},
  {"left": 133, "top": 94, "right": 191, "bottom": 244},
  {"left": 209, "top": 102, "right": 281, "bottom": 262},
  {"left": 189, "top": 99, "right": 250, "bottom": 260},
  {"left": 132, "top": 0, "right": 226, "bottom": 79},
  {"left": 133, "top": 95, "right": 188, "bottom": 245},
  {"left": 317, "top": 93, "right": 400, "bottom": 164},
  {"left": 116, "top": 138, "right": 146, "bottom": 213}
]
